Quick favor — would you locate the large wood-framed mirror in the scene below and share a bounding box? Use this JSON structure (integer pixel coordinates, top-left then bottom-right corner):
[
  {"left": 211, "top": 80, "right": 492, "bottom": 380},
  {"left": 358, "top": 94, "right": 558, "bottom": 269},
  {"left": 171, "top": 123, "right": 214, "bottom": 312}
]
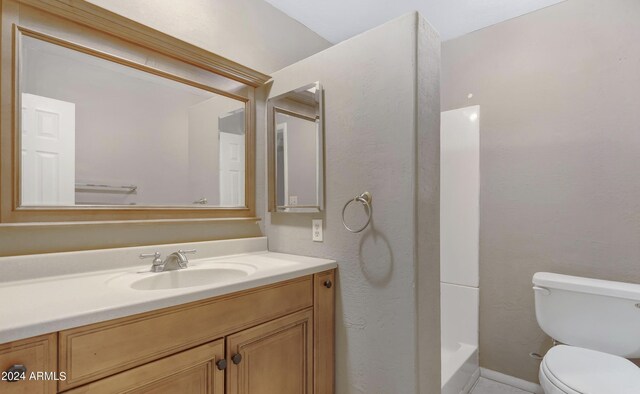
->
[{"left": 0, "top": 0, "right": 270, "bottom": 222}]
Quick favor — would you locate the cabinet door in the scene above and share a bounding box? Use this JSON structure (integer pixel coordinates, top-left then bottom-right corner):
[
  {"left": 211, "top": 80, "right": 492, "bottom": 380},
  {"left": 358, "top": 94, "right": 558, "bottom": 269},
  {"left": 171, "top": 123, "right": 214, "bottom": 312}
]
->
[
  {"left": 227, "top": 309, "right": 313, "bottom": 394},
  {"left": 0, "top": 334, "right": 57, "bottom": 394},
  {"left": 66, "top": 339, "right": 225, "bottom": 394}
]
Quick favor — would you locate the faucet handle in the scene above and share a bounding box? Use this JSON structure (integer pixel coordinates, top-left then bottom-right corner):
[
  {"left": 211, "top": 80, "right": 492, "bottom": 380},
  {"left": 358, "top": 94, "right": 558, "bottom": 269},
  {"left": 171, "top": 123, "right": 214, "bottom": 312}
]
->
[
  {"left": 140, "top": 252, "right": 161, "bottom": 260},
  {"left": 140, "top": 252, "right": 163, "bottom": 272}
]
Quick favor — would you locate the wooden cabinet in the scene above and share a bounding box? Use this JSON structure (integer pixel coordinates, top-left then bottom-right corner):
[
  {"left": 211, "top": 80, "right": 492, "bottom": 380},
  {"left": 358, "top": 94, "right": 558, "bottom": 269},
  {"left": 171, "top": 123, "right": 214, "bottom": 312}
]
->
[
  {"left": 313, "top": 270, "right": 335, "bottom": 394},
  {"left": 227, "top": 309, "right": 313, "bottom": 394},
  {"left": 58, "top": 276, "right": 313, "bottom": 390},
  {"left": 0, "top": 270, "right": 335, "bottom": 393},
  {"left": 0, "top": 333, "right": 57, "bottom": 394},
  {"left": 65, "top": 340, "right": 225, "bottom": 394}
]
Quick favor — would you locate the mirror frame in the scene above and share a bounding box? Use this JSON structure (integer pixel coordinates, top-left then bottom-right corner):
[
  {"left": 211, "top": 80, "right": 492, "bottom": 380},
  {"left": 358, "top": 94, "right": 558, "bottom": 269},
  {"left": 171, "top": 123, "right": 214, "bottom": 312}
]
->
[
  {"left": 0, "top": 0, "right": 270, "bottom": 223},
  {"left": 267, "top": 82, "right": 324, "bottom": 213}
]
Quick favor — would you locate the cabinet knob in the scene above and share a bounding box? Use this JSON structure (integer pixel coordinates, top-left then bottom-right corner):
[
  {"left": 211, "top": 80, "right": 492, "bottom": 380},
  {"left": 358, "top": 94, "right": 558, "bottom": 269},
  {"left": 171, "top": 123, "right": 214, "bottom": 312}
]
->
[
  {"left": 216, "top": 359, "right": 227, "bottom": 370},
  {"left": 324, "top": 280, "right": 332, "bottom": 289},
  {"left": 231, "top": 353, "right": 242, "bottom": 364},
  {"left": 4, "top": 364, "right": 27, "bottom": 383}
]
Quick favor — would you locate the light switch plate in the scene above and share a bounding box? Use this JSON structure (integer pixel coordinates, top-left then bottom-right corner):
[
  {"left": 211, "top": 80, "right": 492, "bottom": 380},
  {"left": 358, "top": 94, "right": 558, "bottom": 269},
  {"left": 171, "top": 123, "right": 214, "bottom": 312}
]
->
[{"left": 312, "top": 219, "right": 323, "bottom": 242}]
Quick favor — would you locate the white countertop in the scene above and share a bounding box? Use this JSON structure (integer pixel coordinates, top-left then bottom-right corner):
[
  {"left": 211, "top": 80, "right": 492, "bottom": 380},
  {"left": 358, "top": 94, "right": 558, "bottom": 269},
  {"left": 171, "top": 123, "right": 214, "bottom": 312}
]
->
[{"left": 0, "top": 238, "right": 336, "bottom": 343}]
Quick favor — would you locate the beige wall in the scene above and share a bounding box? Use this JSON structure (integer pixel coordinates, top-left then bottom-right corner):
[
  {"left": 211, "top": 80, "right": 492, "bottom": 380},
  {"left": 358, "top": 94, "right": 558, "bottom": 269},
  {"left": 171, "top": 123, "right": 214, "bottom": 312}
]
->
[
  {"left": 442, "top": 0, "right": 640, "bottom": 382},
  {"left": 87, "top": 0, "right": 331, "bottom": 74},
  {"left": 259, "top": 13, "right": 441, "bottom": 394},
  {"left": 0, "top": 0, "right": 329, "bottom": 257}
]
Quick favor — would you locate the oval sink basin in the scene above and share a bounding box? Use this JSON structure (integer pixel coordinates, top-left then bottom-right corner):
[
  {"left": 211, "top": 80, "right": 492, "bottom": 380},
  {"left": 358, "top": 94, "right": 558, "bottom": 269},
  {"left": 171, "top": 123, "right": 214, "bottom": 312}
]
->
[{"left": 130, "top": 268, "right": 249, "bottom": 290}]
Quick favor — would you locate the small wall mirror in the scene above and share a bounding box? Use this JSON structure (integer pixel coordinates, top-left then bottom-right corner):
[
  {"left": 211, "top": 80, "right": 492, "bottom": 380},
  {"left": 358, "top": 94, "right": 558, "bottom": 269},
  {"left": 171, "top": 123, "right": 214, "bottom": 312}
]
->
[{"left": 268, "top": 82, "right": 324, "bottom": 213}]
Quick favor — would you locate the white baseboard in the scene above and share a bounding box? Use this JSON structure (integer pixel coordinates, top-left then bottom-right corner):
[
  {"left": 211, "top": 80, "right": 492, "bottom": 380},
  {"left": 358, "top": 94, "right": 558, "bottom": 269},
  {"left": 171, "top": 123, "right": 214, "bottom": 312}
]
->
[{"left": 480, "top": 368, "right": 544, "bottom": 394}]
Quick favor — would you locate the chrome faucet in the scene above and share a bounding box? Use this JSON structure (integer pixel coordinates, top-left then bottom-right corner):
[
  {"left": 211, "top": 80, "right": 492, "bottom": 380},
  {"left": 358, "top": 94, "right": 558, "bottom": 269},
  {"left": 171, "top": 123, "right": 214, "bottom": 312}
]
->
[{"left": 139, "top": 249, "right": 197, "bottom": 272}]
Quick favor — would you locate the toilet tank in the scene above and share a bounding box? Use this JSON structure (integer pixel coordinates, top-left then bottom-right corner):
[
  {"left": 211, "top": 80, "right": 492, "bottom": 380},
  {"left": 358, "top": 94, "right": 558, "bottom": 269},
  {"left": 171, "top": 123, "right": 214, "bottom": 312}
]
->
[{"left": 533, "top": 272, "right": 640, "bottom": 358}]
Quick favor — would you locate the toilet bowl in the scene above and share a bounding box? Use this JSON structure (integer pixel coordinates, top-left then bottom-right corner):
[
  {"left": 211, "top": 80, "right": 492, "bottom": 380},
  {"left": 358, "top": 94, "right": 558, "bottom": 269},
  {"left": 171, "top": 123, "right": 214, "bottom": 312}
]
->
[
  {"left": 533, "top": 272, "right": 640, "bottom": 394},
  {"left": 538, "top": 345, "right": 640, "bottom": 394}
]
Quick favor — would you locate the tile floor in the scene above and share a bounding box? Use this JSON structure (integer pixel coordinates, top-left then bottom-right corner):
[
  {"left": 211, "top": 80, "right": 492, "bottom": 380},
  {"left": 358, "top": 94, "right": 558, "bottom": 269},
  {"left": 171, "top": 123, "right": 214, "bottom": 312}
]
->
[{"left": 471, "top": 377, "right": 534, "bottom": 394}]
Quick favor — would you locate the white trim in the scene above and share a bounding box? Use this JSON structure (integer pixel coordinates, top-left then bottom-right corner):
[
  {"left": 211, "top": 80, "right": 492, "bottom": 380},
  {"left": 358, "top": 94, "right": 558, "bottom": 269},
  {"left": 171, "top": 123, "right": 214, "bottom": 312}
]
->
[
  {"left": 480, "top": 368, "right": 544, "bottom": 394},
  {"left": 275, "top": 122, "right": 290, "bottom": 210},
  {"left": 464, "top": 368, "right": 481, "bottom": 393},
  {"left": 278, "top": 123, "right": 289, "bottom": 203}
]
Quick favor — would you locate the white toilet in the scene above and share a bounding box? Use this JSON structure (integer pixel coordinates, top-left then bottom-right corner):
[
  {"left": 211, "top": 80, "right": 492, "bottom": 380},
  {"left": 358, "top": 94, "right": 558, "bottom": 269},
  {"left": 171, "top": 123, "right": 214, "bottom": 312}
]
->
[{"left": 533, "top": 272, "right": 640, "bottom": 394}]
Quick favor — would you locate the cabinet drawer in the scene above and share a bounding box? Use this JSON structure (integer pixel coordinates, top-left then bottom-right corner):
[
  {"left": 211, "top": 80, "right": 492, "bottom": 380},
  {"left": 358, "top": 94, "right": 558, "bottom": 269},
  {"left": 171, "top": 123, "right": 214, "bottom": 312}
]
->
[
  {"left": 59, "top": 276, "right": 312, "bottom": 390},
  {"left": 0, "top": 333, "right": 57, "bottom": 394},
  {"left": 66, "top": 339, "right": 224, "bottom": 394}
]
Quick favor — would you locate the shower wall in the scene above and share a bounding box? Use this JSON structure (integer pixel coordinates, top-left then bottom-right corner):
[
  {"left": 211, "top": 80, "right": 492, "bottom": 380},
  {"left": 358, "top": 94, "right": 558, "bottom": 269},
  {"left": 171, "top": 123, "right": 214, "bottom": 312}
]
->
[
  {"left": 441, "top": 106, "right": 479, "bottom": 288},
  {"left": 440, "top": 106, "right": 480, "bottom": 393}
]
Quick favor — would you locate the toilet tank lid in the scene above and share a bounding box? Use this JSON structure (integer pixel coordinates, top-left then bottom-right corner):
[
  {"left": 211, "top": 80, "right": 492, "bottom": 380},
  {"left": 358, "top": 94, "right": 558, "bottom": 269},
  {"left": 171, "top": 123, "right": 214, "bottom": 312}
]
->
[{"left": 533, "top": 272, "right": 640, "bottom": 301}]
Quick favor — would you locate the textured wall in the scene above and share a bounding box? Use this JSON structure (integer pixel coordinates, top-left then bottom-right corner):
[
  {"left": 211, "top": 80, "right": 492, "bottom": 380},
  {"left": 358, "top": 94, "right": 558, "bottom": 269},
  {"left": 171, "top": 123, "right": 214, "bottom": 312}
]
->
[
  {"left": 416, "top": 15, "right": 442, "bottom": 394},
  {"left": 87, "top": 0, "right": 331, "bottom": 74},
  {"left": 1, "top": 0, "right": 329, "bottom": 256},
  {"left": 259, "top": 13, "right": 441, "bottom": 394},
  {"left": 442, "top": 0, "right": 640, "bottom": 382}
]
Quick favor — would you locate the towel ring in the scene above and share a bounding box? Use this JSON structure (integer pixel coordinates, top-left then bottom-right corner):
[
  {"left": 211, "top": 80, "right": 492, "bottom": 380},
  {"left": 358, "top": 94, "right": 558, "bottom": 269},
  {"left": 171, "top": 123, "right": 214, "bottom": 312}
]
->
[{"left": 342, "top": 192, "right": 373, "bottom": 233}]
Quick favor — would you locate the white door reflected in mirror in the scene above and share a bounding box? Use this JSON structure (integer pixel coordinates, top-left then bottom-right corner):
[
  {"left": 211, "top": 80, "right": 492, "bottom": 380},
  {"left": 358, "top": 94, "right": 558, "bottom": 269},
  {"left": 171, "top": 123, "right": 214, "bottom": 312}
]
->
[
  {"left": 21, "top": 93, "right": 76, "bottom": 206},
  {"left": 219, "top": 130, "right": 245, "bottom": 207}
]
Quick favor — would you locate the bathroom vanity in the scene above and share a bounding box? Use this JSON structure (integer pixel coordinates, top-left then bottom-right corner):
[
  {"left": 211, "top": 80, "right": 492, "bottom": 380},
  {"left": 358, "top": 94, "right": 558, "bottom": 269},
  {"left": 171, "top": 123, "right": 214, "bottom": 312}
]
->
[
  {"left": 0, "top": 238, "right": 336, "bottom": 393},
  {"left": 0, "top": 1, "right": 337, "bottom": 392}
]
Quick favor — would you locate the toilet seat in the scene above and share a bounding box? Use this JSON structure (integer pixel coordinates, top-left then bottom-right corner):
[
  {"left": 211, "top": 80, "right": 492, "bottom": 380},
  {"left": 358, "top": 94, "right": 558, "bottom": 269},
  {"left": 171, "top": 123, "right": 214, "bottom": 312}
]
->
[{"left": 539, "top": 345, "right": 640, "bottom": 394}]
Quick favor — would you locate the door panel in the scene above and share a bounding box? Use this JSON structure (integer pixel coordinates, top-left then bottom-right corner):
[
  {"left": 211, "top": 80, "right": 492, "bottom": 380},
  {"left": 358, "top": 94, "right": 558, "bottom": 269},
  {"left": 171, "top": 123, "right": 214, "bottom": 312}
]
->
[
  {"left": 0, "top": 334, "right": 57, "bottom": 394},
  {"left": 227, "top": 309, "right": 313, "bottom": 394},
  {"left": 219, "top": 131, "right": 245, "bottom": 207},
  {"left": 21, "top": 93, "right": 75, "bottom": 206}
]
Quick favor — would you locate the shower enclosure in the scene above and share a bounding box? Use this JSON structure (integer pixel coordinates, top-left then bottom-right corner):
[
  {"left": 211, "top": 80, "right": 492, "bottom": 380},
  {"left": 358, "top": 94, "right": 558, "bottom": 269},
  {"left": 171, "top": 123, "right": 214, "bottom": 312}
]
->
[{"left": 440, "top": 105, "right": 480, "bottom": 393}]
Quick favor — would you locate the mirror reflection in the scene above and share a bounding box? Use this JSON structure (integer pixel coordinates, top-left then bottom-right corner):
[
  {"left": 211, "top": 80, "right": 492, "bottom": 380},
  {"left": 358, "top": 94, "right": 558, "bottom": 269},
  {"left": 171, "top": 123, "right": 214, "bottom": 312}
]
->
[
  {"left": 19, "top": 35, "right": 246, "bottom": 207},
  {"left": 269, "top": 82, "right": 323, "bottom": 212}
]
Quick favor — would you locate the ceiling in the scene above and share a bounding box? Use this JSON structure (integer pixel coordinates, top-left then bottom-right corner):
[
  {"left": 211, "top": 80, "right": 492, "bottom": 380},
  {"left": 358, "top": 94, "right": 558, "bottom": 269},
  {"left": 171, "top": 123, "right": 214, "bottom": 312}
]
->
[{"left": 264, "top": 0, "right": 566, "bottom": 43}]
